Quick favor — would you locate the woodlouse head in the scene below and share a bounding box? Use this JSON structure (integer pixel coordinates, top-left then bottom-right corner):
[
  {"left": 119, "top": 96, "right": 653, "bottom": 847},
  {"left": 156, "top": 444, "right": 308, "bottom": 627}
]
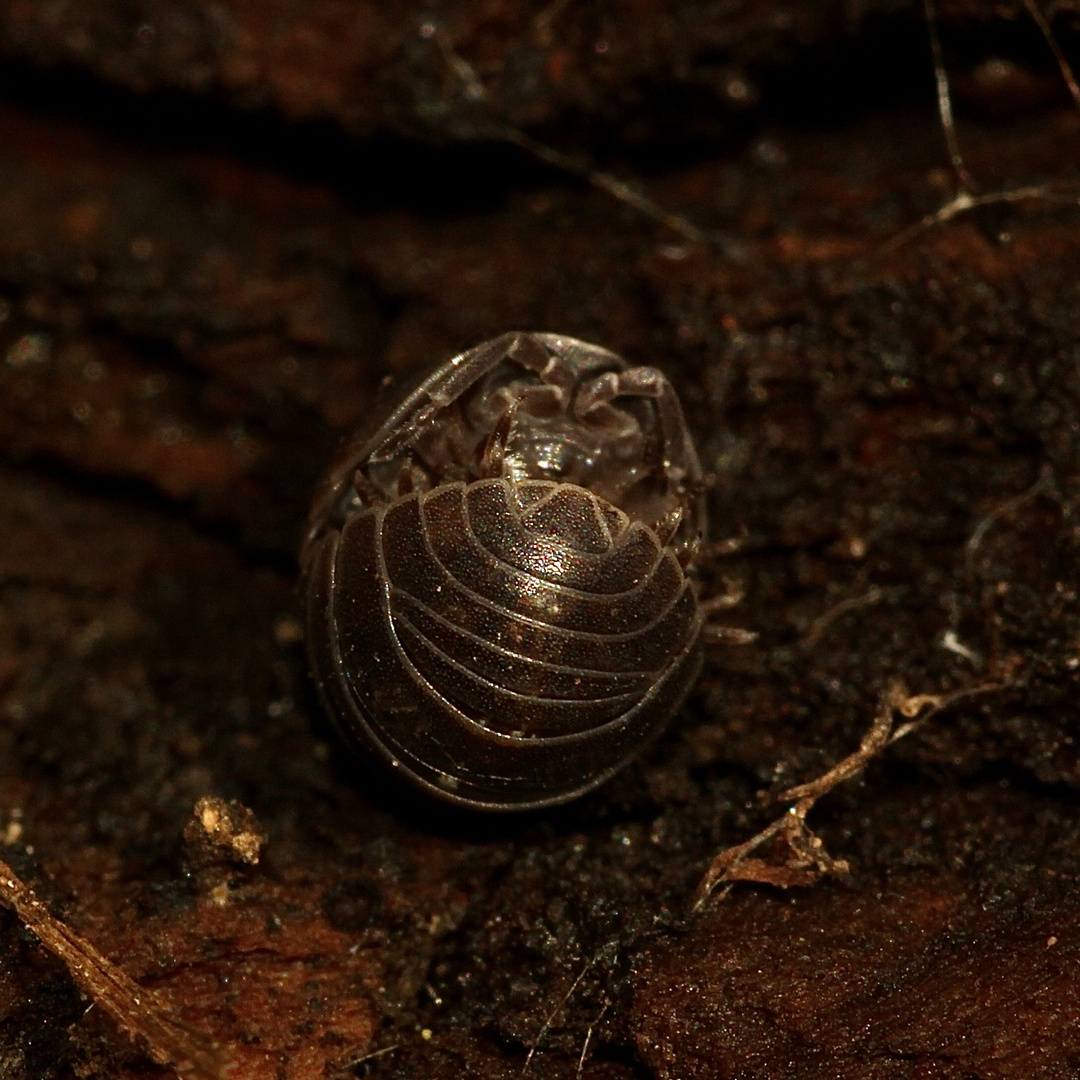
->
[{"left": 301, "top": 332, "right": 706, "bottom": 810}]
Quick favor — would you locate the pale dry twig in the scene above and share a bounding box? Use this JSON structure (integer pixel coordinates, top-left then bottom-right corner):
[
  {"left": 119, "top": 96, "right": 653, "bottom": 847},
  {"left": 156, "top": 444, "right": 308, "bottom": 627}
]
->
[
  {"left": 0, "top": 857, "right": 225, "bottom": 1079},
  {"left": 691, "top": 679, "right": 1003, "bottom": 912}
]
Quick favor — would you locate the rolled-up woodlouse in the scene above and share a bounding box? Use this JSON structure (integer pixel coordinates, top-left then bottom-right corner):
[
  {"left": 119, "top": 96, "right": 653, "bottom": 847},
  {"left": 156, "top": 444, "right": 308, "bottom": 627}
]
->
[{"left": 301, "top": 332, "right": 706, "bottom": 810}]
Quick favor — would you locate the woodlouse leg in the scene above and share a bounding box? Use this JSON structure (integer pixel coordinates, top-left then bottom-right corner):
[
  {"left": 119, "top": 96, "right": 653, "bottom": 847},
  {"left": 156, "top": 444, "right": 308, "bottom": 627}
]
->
[
  {"left": 654, "top": 502, "right": 685, "bottom": 547},
  {"left": 506, "top": 333, "right": 575, "bottom": 405},
  {"left": 698, "top": 536, "right": 754, "bottom": 642},
  {"left": 700, "top": 577, "right": 756, "bottom": 645},
  {"left": 396, "top": 452, "right": 417, "bottom": 495},
  {"left": 701, "top": 623, "right": 758, "bottom": 645},
  {"left": 396, "top": 451, "right": 437, "bottom": 495},
  {"left": 575, "top": 366, "right": 697, "bottom": 491},
  {"left": 516, "top": 384, "right": 565, "bottom": 416},
  {"left": 699, "top": 579, "right": 745, "bottom": 614},
  {"left": 576, "top": 367, "right": 704, "bottom": 564},
  {"left": 352, "top": 468, "right": 381, "bottom": 508}
]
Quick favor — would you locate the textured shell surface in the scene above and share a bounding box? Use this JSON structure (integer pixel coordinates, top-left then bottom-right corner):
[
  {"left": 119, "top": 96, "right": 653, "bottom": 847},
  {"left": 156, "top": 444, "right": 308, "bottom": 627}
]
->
[{"left": 302, "top": 332, "right": 707, "bottom": 811}]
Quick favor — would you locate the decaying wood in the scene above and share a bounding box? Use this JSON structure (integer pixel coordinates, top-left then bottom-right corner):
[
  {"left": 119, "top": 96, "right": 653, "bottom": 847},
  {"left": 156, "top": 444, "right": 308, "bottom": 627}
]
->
[{"left": 0, "top": 858, "right": 226, "bottom": 1080}]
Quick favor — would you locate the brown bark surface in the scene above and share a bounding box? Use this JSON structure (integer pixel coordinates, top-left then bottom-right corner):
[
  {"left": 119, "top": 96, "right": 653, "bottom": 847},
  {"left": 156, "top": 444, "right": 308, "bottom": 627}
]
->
[{"left": 1, "top": 3, "right": 1080, "bottom": 1078}]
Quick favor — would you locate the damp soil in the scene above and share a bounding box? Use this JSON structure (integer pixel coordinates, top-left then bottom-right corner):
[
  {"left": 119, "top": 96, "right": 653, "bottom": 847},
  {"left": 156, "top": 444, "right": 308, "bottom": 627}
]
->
[{"left": 1, "top": 3, "right": 1080, "bottom": 1078}]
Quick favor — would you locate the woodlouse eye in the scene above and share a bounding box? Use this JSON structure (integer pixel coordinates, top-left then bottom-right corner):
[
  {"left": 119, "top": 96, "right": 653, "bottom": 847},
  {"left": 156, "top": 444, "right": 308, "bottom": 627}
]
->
[{"left": 301, "top": 332, "right": 707, "bottom": 811}]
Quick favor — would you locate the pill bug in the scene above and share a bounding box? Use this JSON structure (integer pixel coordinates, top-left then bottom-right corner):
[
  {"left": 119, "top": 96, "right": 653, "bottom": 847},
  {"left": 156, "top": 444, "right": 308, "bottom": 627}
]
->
[{"left": 301, "top": 332, "right": 707, "bottom": 811}]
